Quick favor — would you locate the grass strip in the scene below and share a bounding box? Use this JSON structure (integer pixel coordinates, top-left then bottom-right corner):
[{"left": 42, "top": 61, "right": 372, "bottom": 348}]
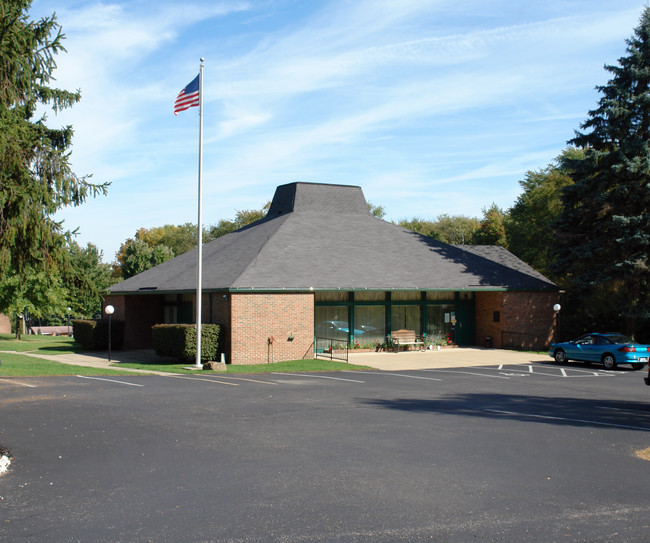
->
[
  {"left": 0, "top": 352, "right": 147, "bottom": 377},
  {"left": 116, "top": 359, "right": 372, "bottom": 375}
]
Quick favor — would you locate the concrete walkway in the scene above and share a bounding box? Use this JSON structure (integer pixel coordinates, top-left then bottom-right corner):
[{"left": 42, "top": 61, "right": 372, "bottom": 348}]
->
[
  {"left": 3, "top": 347, "right": 551, "bottom": 374},
  {"left": 347, "top": 347, "right": 550, "bottom": 370}
]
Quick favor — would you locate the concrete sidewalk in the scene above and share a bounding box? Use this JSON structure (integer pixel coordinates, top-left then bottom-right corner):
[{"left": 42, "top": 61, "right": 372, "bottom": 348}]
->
[
  {"left": 347, "top": 347, "right": 549, "bottom": 370},
  {"left": 4, "top": 347, "right": 551, "bottom": 374}
]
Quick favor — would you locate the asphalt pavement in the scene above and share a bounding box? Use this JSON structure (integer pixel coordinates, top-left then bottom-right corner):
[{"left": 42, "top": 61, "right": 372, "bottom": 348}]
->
[{"left": 1, "top": 353, "right": 649, "bottom": 542}]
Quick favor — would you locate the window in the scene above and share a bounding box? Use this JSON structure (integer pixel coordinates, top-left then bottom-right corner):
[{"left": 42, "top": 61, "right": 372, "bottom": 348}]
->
[
  {"left": 314, "top": 306, "right": 349, "bottom": 342},
  {"left": 355, "top": 305, "right": 386, "bottom": 344},
  {"left": 391, "top": 305, "right": 421, "bottom": 335}
]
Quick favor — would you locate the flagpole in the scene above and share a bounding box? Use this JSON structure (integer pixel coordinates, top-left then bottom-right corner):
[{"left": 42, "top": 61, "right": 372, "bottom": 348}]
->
[{"left": 194, "top": 58, "right": 204, "bottom": 369}]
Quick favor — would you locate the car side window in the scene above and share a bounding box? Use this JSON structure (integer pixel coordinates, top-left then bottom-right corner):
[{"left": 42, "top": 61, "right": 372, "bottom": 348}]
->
[
  {"left": 576, "top": 336, "right": 594, "bottom": 345},
  {"left": 595, "top": 336, "right": 609, "bottom": 345}
]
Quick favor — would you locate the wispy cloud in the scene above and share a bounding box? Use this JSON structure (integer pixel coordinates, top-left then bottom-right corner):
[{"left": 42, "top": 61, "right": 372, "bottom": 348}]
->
[{"left": 35, "top": 0, "right": 646, "bottom": 261}]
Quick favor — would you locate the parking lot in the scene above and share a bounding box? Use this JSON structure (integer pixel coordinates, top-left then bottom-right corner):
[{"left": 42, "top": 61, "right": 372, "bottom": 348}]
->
[{"left": 1, "top": 356, "right": 650, "bottom": 542}]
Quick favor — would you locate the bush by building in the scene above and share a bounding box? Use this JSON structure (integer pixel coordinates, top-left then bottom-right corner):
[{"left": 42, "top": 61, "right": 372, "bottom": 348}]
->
[{"left": 151, "top": 324, "right": 220, "bottom": 362}]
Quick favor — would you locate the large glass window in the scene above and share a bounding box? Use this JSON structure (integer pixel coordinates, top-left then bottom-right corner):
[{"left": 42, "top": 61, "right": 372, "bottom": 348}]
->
[
  {"left": 163, "top": 294, "right": 193, "bottom": 324},
  {"left": 426, "top": 304, "right": 456, "bottom": 344},
  {"left": 355, "top": 305, "right": 386, "bottom": 345},
  {"left": 391, "top": 305, "right": 421, "bottom": 335},
  {"left": 314, "top": 305, "right": 349, "bottom": 342}
]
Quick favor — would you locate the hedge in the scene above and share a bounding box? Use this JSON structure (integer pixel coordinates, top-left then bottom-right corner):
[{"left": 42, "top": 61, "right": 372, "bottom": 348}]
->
[
  {"left": 72, "top": 319, "right": 125, "bottom": 350},
  {"left": 151, "top": 324, "right": 220, "bottom": 362}
]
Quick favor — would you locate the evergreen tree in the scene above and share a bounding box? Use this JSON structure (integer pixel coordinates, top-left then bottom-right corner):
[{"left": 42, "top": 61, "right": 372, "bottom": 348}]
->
[{"left": 553, "top": 7, "right": 650, "bottom": 334}]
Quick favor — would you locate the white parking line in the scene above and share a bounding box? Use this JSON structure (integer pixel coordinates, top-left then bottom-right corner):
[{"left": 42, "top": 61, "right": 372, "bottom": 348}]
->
[
  {"left": 345, "top": 370, "right": 442, "bottom": 382},
  {"left": 0, "top": 378, "right": 37, "bottom": 388},
  {"left": 485, "top": 409, "right": 650, "bottom": 432},
  {"left": 272, "top": 372, "right": 365, "bottom": 383},
  {"left": 419, "top": 368, "right": 511, "bottom": 379},
  {"left": 76, "top": 375, "right": 144, "bottom": 387},
  {"left": 595, "top": 406, "right": 650, "bottom": 416},
  {"left": 169, "top": 375, "right": 239, "bottom": 386},
  {"left": 478, "top": 365, "right": 614, "bottom": 378}
]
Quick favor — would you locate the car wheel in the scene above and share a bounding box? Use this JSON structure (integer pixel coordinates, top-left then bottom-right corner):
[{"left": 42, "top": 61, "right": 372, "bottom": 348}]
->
[
  {"left": 602, "top": 353, "right": 617, "bottom": 370},
  {"left": 631, "top": 363, "right": 645, "bottom": 371},
  {"left": 554, "top": 349, "right": 566, "bottom": 364}
]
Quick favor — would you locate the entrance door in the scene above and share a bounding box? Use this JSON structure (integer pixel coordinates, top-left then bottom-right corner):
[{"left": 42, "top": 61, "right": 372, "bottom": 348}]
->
[{"left": 454, "top": 303, "right": 475, "bottom": 346}]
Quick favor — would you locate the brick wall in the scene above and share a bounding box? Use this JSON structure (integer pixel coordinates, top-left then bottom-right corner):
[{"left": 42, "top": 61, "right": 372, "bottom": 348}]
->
[
  {"left": 475, "top": 291, "right": 505, "bottom": 347},
  {"left": 476, "top": 291, "right": 558, "bottom": 350},
  {"left": 230, "top": 293, "right": 314, "bottom": 365},
  {"left": 210, "top": 293, "right": 231, "bottom": 361},
  {"left": 0, "top": 313, "right": 10, "bottom": 334}
]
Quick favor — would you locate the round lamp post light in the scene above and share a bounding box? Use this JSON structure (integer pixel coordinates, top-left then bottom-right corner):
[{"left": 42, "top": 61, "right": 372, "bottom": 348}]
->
[
  {"left": 553, "top": 304, "right": 561, "bottom": 343},
  {"left": 104, "top": 305, "right": 115, "bottom": 362}
]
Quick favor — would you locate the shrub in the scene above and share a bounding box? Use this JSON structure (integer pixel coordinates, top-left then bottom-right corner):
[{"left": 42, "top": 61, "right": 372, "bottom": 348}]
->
[
  {"left": 152, "top": 324, "right": 220, "bottom": 362},
  {"left": 73, "top": 319, "right": 124, "bottom": 350}
]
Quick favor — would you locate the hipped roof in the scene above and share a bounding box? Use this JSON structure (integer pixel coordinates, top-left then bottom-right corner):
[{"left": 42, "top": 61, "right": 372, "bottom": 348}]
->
[{"left": 109, "top": 182, "right": 556, "bottom": 294}]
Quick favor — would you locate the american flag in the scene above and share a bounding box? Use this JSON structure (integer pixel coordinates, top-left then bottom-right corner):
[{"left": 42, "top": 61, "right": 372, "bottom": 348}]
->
[{"left": 174, "top": 75, "right": 200, "bottom": 115}]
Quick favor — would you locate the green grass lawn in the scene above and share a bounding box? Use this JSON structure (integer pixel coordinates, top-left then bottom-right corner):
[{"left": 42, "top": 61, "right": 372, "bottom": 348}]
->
[
  {"left": 0, "top": 333, "right": 371, "bottom": 376},
  {"left": 0, "top": 333, "right": 84, "bottom": 354},
  {"left": 0, "top": 352, "right": 147, "bottom": 377},
  {"left": 116, "top": 358, "right": 372, "bottom": 375}
]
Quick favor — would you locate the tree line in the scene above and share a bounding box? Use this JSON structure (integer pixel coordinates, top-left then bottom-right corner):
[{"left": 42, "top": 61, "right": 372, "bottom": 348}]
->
[{"left": 3, "top": 1, "right": 650, "bottom": 341}]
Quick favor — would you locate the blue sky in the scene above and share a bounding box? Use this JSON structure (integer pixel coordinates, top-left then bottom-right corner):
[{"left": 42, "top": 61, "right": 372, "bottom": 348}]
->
[{"left": 30, "top": 0, "right": 647, "bottom": 262}]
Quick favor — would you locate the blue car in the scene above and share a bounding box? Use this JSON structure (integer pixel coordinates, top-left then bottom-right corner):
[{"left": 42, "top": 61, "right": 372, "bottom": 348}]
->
[{"left": 549, "top": 333, "right": 649, "bottom": 370}]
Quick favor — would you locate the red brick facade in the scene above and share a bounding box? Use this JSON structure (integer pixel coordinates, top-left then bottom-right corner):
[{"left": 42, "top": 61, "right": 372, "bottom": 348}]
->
[
  {"left": 229, "top": 293, "right": 314, "bottom": 365},
  {"left": 475, "top": 291, "right": 559, "bottom": 350},
  {"left": 107, "top": 289, "right": 557, "bottom": 362},
  {"left": 0, "top": 313, "right": 11, "bottom": 334}
]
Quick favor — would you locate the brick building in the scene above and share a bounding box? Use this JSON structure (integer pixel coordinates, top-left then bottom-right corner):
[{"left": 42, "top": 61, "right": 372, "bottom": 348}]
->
[{"left": 106, "top": 182, "right": 559, "bottom": 364}]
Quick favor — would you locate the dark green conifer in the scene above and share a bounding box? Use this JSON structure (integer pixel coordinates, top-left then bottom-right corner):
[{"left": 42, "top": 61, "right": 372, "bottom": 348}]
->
[{"left": 553, "top": 7, "right": 650, "bottom": 334}]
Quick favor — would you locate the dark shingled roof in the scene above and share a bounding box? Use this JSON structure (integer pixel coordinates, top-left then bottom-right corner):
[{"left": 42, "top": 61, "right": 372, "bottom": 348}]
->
[{"left": 109, "top": 182, "right": 557, "bottom": 294}]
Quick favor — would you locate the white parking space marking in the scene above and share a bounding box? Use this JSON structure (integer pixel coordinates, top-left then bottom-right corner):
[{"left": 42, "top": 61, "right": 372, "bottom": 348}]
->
[
  {"left": 485, "top": 409, "right": 650, "bottom": 432},
  {"left": 76, "top": 375, "right": 143, "bottom": 387},
  {"left": 272, "top": 372, "right": 365, "bottom": 383},
  {"left": 477, "top": 365, "right": 615, "bottom": 378},
  {"left": 345, "top": 370, "right": 442, "bottom": 381},
  {"left": 419, "top": 368, "right": 511, "bottom": 379},
  {"left": 595, "top": 406, "right": 650, "bottom": 416},
  {"left": 0, "top": 378, "right": 37, "bottom": 388},
  {"left": 169, "top": 375, "right": 239, "bottom": 386},
  {"left": 216, "top": 376, "right": 278, "bottom": 385}
]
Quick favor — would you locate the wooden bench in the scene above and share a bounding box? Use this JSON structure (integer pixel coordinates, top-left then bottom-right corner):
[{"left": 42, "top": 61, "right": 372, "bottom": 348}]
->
[
  {"left": 391, "top": 329, "right": 425, "bottom": 352},
  {"left": 29, "top": 325, "right": 72, "bottom": 337}
]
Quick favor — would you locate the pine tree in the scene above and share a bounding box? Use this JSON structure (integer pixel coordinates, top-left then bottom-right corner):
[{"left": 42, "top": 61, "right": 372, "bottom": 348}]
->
[
  {"left": 0, "top": 0, "right": 108, "bottom": 279},
  {"left": 553, "top": 7, "right": 650, "bottom": 334}
]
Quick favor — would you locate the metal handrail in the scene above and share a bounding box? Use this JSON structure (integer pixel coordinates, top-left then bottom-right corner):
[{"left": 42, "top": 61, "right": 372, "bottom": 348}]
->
[{"left": 314, "top": 336, "right": 349, "bottom": 362}]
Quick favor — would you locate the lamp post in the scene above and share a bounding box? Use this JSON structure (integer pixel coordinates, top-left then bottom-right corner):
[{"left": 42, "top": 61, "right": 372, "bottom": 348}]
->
[
  {"left": 67, "top": 307, "right": 71, "bottom": 337},
  {"left": 553, "top": 304, "right": 561, "bottom": 343},
  {"left": 104, "top": 305, "right": 115, "bottom": 362}
]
